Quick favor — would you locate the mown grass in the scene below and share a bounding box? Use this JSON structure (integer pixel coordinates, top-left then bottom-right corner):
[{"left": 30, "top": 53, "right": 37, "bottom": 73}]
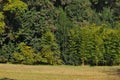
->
[{"left": 0, "top": 64, "right": 120, "bottom": 80}]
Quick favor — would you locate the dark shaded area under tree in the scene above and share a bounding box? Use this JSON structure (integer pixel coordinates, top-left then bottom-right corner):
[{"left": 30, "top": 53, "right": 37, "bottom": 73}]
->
[{"left": 0, "top": 78, "right": 16, "bottom": 80}]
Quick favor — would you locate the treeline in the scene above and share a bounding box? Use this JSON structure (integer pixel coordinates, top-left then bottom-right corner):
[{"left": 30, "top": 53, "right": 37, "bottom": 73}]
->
[{"left": 0, "top": 0, "right": 120, "bottom": 66}]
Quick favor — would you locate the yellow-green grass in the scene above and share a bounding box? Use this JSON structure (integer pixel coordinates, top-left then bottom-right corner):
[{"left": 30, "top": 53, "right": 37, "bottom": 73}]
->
[{"left": 0, "top": 64, "right": 120, "bottom": 80}]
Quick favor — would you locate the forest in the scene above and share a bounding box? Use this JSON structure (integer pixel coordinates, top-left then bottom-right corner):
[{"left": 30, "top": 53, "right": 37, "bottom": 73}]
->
[{"left": 0, "top": 0, "right": 120, "bottom": 66}]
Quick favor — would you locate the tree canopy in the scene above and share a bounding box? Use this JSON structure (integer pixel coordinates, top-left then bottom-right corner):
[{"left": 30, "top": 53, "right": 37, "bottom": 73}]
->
[{"left": 0, "top": 0, "right": 120, "bottom": 66}]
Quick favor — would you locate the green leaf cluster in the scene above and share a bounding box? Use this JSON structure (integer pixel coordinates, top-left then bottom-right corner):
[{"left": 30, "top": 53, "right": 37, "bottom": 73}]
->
[{"left": 0, "top": 0, "right": 120, "bottom": 66}]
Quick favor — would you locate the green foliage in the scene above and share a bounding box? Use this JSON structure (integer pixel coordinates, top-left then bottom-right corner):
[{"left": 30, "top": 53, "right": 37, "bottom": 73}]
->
[
  {"left": 98, "top": 8, "right": 114, "bottom": 27},
  {"left": 3, "top": 0, "right": 28, "bottom": 13},
  {"left": 102, "top": 28, "right": 120, "bottom": 65},
  {"left": 65, "top": 0, "right": 94, "bottom": 26},
  {"left": 113, "top": 0, "right": 120, "bottom": 21},
  {"left": 40, "top": 31, "right": 61, "bottom": 65},
  {"left": 66, "top": 24, "right": 120, "bottom": 66},
  {"left": 0, "top": 42, "right": 16, "bottom": 63},
  {"left": 0, "top": 0, "right": 120, "bottom": 66},
  {"left": 0, "top": 12, "right": 5, "bottom": 34},
  {"left": 12, "top": 42, "right": 35, "bottom": 64},
  {"left": 55, "top": 8, "right": 72, "bottom": 62},
  {"left": 64, "top": 27, "right": 81, "bottom": 65}
]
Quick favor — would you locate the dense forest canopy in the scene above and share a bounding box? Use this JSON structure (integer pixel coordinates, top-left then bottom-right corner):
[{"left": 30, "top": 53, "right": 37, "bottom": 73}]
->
[{"left": 0, "top": 0, "right": 120, "bottom": 66}]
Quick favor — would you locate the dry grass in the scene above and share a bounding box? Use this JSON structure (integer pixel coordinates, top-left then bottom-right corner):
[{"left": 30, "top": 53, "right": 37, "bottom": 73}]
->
[{"left": 0, "top": 64, "right": 120, "bottom": 80}]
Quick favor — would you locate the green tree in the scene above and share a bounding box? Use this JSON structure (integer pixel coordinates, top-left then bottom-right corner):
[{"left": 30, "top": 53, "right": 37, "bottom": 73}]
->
[
  {"left": 66, "top": 24, "right": 104, "bottom": 66},
  {"left": 65, "top": 0, "right": 94, "bottom": 26},
  {"left": 55, "top": 8, "right": 72, "bottom": 63},
  {"left": 39, "top": 31, "right": 61, "bottom": 65},
  {"left": 63, "top": 27, "right": 79, "bottom": 65},
  {"left": 12, "top": 42, "right": 35, "bottom": 64},
  {"left": 102, "top": 28, "right": 120, "bottom": 65},
  {"left": 0, "top": 42, "right": 16, "bottom": 63},
  {"left": 3, "top": 0, "right": 28, "bottom": 14}
]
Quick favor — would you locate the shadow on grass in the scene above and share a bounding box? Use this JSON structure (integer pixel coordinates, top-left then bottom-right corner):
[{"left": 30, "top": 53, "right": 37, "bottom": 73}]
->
[
  {"left": 0, "top": 78, "right": 16, "bottom": 80},
  {"left": 116, "top": 69, "right": 120, "bottom": 75},
  {"left": 104, "top": 68, "right": 120, "bottom": 77}
]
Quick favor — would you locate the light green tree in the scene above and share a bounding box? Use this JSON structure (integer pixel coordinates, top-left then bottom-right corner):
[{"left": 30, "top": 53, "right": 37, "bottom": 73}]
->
[
  {"left": 40, "top": 31, "right": 61, "bottom": 65},
  {"left": 3, "top": 0, "right": 28, "bottom": 14},
  {"left": 12, "top": 42, "right": 35, "bottom": 64},
  {"left": 0, "top": 12, "right": 5, "bottom": 34}
]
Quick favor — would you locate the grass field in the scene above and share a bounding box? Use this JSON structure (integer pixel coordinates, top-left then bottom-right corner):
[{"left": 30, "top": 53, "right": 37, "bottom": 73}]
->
[{"left": 0, "top": 64, "right": 120, "bottom": 80}]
